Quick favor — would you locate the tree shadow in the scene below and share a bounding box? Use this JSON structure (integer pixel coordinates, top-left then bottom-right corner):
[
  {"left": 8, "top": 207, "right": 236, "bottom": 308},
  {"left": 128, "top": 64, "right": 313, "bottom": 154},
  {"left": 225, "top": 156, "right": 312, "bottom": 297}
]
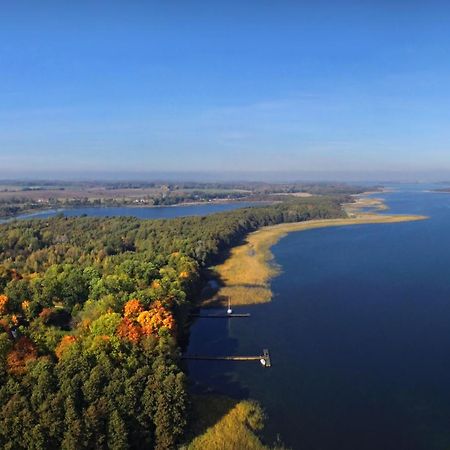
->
[{"left": 183, "top": 393, "right": 241, "bottom": 444}]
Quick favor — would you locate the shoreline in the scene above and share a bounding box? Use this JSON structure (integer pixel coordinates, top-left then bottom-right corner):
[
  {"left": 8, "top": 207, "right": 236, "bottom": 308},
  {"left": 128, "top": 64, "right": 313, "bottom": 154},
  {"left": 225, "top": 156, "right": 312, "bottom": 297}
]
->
[
  {"left": 1, "top": 199, "right": 267, "bottom": 222},
  {"left": 187, "top": 193, "right": 426, "bottom": 447},
  {"left": 204, "top": 212, "right": 427, "bottom": 308},
  {"left": 343, "top": 196, "right": 389, "bottom": 214}
]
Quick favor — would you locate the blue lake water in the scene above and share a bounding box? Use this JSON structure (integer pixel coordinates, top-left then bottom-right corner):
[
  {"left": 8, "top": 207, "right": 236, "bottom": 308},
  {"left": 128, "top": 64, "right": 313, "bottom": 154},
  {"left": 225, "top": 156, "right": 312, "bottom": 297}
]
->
[
  {"left": 186, "top": 185, "right": 450, "bottom": 450},
  {"left": 12, "top": 201, "right": 259, "bottom": 221}
]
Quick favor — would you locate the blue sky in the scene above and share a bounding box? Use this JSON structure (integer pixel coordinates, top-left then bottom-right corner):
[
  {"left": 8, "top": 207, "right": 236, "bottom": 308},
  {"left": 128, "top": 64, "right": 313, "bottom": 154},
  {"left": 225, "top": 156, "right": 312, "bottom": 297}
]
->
[{"left": 1, "top": 1, "right": 450, "bottom": 180}]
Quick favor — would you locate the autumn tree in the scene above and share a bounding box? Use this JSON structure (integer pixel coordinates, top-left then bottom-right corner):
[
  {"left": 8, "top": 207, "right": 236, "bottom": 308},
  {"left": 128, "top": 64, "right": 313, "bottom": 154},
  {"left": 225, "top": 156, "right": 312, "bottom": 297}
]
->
[
  {"left": 137, "top": 301, "right": 176, "bottom": 337},
  {"left": 0, "top": 294, "right": 8, "bottom": 315},
  {"left": 123, "top": 298, "right": 144, "bottom": 319},
  {"left": 55, "top": 335, "right": 77, "bottom": 359},
  {"left": 116, "top": 317, "right": 142, "bottom": 343},
  {"left": 6, "top": 336, "right": 38, "bottom": 375}
]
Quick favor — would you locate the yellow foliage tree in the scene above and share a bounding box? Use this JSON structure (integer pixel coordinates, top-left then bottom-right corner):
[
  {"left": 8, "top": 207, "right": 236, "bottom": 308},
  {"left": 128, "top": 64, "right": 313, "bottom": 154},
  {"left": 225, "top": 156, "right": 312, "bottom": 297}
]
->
[
  {"left": 136, "top": 301, "right": 175, "bottom": 336},
  {"left": 21, "top": 300, "right": 30, "bottom": 312}
]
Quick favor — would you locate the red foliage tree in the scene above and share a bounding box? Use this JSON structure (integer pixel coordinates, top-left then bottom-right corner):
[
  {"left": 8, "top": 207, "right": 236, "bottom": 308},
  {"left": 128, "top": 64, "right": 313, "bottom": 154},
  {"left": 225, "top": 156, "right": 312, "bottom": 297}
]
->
[
  {"left": 116, "top": 317, "right": 143, "bottom": 343},
  {"left": 6, "top": 336, "right": 38, "bottom": 375}
]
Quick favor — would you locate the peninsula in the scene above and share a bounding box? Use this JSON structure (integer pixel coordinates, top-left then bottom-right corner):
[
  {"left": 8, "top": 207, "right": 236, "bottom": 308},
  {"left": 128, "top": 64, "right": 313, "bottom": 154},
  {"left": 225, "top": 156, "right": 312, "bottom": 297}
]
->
[{"left": 206, "top": 197, "right": 427, "bottom": 307}]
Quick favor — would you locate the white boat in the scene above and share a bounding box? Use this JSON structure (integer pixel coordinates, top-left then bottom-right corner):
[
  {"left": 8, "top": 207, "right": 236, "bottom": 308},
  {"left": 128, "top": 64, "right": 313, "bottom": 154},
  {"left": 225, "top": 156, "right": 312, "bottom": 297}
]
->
[{"left": 227, "top": 297, "right": 232, "bottom": 314}]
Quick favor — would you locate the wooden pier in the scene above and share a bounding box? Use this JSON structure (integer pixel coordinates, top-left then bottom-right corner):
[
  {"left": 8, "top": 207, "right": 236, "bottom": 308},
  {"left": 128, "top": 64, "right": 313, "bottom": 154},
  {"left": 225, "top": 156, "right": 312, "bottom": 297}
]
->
[
  {"left": 190, "top": 313, "right": 250, "bottom": 318},
  {"left": 186, "top": 297, "right": 271, "bottom": 367},
  {"left": 182, "top": 349, "right": 271, "bottom": 368},
  {"left": 190, "top": 296, "right": 251, "bottom": 318}
]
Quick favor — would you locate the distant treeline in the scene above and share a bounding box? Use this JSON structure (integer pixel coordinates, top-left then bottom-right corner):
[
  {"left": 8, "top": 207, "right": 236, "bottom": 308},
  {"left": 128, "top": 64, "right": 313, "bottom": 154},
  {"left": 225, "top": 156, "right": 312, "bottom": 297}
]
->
[
  {"left": 0, "top": 196, "right": 346, "bottom": 449},
  {"left": 0, "top": 180, "right": 372, "bottom": 220},
  {"left": 0, "top": 179, "right": 377, "bottom": 193}
]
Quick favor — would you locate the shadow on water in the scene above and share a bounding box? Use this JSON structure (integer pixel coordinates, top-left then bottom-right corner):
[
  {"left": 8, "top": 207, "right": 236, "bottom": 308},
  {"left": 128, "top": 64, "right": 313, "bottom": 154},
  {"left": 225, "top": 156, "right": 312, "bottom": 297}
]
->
[
  {"left": 194, "top": 229, "right": 253, "bottom": 309},
  {"left": 183, "top": 308, "right": 251, "bottom": 399}
]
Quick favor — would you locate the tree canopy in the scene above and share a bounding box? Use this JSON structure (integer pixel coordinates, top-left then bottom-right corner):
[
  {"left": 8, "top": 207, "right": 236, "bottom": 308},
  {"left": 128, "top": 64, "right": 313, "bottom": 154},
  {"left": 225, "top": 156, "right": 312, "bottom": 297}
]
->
[{"left": 0, "top": 196, "right": 346, "bottom": 449}]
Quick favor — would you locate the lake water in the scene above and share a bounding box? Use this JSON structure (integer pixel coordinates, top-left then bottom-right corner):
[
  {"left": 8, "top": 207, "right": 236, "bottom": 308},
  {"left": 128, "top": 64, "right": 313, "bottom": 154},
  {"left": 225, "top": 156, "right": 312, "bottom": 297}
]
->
[
  {"left": 186, "top": 185, "right": 450, "bottom": 450},
  {"left": 13, "top": 201, "right": 259, "bottom": 221}
]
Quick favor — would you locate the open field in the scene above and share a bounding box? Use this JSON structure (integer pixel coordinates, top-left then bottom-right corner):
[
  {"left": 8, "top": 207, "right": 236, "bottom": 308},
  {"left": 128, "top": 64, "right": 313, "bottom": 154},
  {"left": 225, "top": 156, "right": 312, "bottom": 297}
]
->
[
  {"left": 0, "top": 182, "right": 258, "bottom": 218},
  {"left": 0, "top": 181, "right": 252, "bottom": 203},
  {"left": 0, "top": 181, "right": 372, "bottom": 203},
  {"left": 0, "top": 187, "right": 166, "bottom": 201},
  {"left": 205, "top": 212, "right": 428, "bottom": 307},
  {"left": 271, "top": 192, "right": 313, "bottom": 197}
]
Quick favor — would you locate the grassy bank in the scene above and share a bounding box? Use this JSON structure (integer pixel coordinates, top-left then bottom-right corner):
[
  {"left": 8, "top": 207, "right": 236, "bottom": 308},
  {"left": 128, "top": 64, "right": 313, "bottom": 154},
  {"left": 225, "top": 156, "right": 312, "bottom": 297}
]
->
[
  {"left": 205, "top": 213, "right": 427, "bottom": 307},
  {"left": 183, "top": 395, "right": 284, "bottom": 450}
]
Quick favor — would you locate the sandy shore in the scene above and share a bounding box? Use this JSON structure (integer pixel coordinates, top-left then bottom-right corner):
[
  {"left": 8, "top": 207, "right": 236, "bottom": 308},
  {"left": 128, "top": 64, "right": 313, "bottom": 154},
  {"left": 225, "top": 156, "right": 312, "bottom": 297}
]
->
[
  {"left": 344, "top": 197, "right": 389, "bottom": 214},
  {"left": 204, "top": 211, "right": 427, "bottom": 308}
]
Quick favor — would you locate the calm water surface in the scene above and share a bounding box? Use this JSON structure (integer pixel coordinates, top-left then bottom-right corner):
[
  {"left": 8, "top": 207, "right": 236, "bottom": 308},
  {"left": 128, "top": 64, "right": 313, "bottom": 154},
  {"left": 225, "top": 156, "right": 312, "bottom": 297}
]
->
[
  {"left": 186, "top": 185, "right": 450, "bottom": 450},
  {"left": 13, "top": 202, "right": 258, "bottom": 220}
]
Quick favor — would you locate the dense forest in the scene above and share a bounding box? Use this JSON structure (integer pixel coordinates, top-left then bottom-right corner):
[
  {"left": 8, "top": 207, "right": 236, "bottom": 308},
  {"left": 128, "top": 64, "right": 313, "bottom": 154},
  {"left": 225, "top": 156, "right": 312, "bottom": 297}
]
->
[{"left": 0, "top": 197, "right": 347, "bottom": 449}]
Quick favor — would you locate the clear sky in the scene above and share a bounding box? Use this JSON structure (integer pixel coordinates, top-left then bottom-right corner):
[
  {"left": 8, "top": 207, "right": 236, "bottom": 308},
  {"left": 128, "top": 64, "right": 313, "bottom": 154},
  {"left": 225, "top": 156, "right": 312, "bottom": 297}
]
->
[{"left": 2, "top": 1, "right": 450, "bottom": 180}]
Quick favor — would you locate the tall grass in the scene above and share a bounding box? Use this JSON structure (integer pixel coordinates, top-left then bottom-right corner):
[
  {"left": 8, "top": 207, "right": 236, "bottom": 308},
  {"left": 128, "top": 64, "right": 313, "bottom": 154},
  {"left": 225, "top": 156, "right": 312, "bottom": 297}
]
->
[
  {"left": 185, "top": 395, "right": 269, "bottom": 450},
  {"left": 207, "top": 214, "right": 427, "bottom": 307}
]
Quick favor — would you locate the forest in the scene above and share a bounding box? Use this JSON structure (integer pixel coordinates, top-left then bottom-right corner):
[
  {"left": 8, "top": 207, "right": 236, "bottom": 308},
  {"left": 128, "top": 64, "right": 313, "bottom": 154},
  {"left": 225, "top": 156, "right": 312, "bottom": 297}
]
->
[{"left": 0, "top": 196, "right": 347, "bottom": 449}]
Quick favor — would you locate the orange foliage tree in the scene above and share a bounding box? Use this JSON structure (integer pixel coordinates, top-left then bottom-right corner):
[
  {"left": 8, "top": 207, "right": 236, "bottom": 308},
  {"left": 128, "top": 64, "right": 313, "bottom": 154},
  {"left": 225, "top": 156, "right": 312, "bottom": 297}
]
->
[
  {"left": 0, "top": 295, "right": 9, "bottom": 315},
  {"left": 136, "top": 301, "right": 176, "bottom": 336},
  {"left": 6, "top": 336, "right": 38, "bottom": 375},
  {"left": 55, "top": 335, "right": 77, "bottom": 359},
  {"left": 39, "top": 307, "right": 53, "bottom": 323},
  {"left": 118, "top": 299, "right": 176, "bottom": 343},
  {"left": 123, "top": 299, "right": 144, "bottom": 320},
  {"left": 116, "top": 317, "right": 142, "bottom": 343}
]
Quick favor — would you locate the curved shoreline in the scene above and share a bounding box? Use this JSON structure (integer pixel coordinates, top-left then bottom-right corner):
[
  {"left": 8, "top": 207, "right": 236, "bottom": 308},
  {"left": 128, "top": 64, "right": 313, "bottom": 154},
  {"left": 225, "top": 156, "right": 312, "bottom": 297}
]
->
[{"left": 205, "top": 213, "right": 427, "bottom": 307}]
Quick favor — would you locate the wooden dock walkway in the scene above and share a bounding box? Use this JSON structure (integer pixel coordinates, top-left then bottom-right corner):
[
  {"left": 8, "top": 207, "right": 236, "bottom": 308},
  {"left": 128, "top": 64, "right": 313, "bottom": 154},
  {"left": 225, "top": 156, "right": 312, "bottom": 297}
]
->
[
  {"left": 186, "top": 297, "right": 271, "bottom": 367},
  {"left": 182, "top": 349, "right": 271, "bottom": 367},
  {"left": 190, "top": 313, "right": 251, "bottom": 318}
]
